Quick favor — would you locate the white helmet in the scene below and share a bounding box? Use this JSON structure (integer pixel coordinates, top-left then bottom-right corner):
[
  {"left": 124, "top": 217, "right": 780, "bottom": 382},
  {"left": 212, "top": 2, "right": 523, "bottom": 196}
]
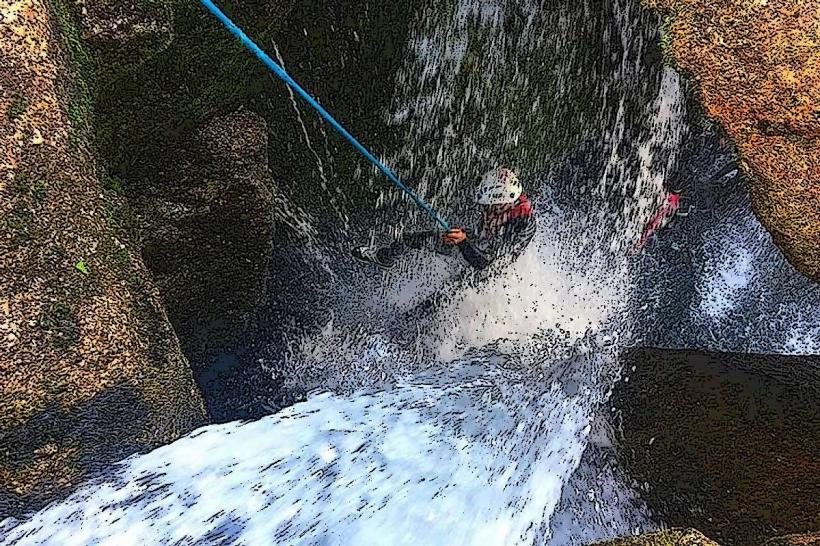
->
[{"left": 476, "top": 168, "right": 522, "bottom": 205}]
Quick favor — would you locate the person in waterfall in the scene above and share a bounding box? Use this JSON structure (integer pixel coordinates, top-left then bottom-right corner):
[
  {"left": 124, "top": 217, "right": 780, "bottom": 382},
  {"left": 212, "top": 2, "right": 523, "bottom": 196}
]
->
[
  {"left": 633, "top": 190, "right": 683, "bottom": 252},
  {"left": 353, "top": 168, "right": 536, "bottom": 271}
]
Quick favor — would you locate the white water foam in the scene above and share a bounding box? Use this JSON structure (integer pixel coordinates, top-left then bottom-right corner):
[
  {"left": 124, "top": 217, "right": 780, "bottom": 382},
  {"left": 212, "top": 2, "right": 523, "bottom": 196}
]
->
[
  {"left": 2, "top": 353, "right": 616, "bottom": 546},
  {"left": 692, "top": 203, "right": 820, "bottom": 355}
]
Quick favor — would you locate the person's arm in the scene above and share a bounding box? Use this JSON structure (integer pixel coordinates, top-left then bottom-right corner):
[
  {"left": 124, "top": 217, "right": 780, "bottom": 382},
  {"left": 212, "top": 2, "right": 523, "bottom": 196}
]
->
[
  {"left": 456, "top": 238, "right": 493, "bottom": 270},
  {"left": 454, "top": 216, "right": 537, "bottom": 270}
]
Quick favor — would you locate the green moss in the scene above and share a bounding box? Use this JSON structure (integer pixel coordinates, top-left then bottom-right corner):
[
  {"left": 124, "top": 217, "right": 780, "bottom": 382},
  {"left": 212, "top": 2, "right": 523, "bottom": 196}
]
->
[
  {"left": 106, "top": 175, "right": 124, "bottom": 194},
  {"left": 12, "top": 173, "right": 47, "bottom": 203},
  {"left": 39, "top": 302, "right": 81, "bottom": 349},
  {"left": 5, "top": 171, "right": 45, "bottom": 247},
  {"left": 29, "top": 182, "right": 47, "bottom": 203},
  {"left": 50, "top": 0, "right": 144, "bottom": 245},
  {"left": 51, "top": 0, "right": 95, "bottom": 150},
  {"left": 93, "top": 0, "right": 176, "bottom": 86},
  {"left": 659, "top": 14, "right": 677, "bottom": 68},
  {"left": 203, "top": 178, "right": 221, "bottom": 197},
  {"left": 7, "top": 207, "right": 35, "bottom": 238},
  {"left": 102, "top": 190, "right": 139, "bottom": 237},
  {"left": 7, "top": 94, "right": 28, "bottom": 121},
  {"left": 66, "top": 97, "right": 94, "bottom": 150},
  {"left": 115, "top": 247, "right": 132, "bottom": 269},
  {"left": 96, "top": 14, "right": 269, "bottom": 173}
]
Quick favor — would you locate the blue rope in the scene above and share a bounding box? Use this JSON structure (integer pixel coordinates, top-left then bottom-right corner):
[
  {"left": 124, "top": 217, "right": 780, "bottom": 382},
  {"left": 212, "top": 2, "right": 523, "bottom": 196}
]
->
[{"left": 200, "top": 0, "right": 451, "bottom": 231}]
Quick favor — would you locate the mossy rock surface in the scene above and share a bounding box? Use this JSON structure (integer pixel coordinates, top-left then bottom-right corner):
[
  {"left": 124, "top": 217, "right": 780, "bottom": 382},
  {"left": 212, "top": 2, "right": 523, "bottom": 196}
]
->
[
  {"left": 135, "top": 110, "right": 275, "bottom": 372},
  {"left": 592, "top": 529, "right": 721, "bottom": 546},
  {"left": 0, "top": 0, "right": 206, "bottom": 518}
]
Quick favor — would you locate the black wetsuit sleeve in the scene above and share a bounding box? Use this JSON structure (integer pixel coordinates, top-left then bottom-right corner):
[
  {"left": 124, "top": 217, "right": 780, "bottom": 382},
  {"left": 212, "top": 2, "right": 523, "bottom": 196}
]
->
[
  {"left": 457, "top": 239, "right": 492, "bottom": 270},
  {"left": 456, "top": 216, "right": 536, "bottom": 270}
]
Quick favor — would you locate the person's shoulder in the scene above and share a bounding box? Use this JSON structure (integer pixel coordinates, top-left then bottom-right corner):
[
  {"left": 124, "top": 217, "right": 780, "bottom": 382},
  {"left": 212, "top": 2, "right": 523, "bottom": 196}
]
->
[
  {"left": 504, "top": 215, "right": 536, "bottom": 235},
  {"left": 518, "top": 194, "right": 534, "bottom": 215}
]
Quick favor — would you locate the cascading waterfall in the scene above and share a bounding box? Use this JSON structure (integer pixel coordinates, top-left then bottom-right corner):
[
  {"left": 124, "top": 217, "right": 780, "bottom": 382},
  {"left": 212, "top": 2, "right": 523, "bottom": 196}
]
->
[
  {"left": 273, "top": 0, "right": 685, "bottom": 390},
  {"left": 0, "top": 351, "right": 628, "bottom": 546}
]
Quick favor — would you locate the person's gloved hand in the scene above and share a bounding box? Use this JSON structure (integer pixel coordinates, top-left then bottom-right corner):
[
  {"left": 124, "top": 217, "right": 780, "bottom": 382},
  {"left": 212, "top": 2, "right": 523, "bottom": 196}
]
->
[{"left": 442, "top": 228, "right": 467, "bottom": 245}]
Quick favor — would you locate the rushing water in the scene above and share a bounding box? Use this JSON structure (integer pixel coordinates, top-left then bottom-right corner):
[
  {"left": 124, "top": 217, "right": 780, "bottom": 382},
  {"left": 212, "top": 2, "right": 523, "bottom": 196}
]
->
[
  {"left": 0, "top": 352, "right": 638, "bottom": 546},
  {"left": 3, "top": 0, "right": 819, "bottom": 544}
]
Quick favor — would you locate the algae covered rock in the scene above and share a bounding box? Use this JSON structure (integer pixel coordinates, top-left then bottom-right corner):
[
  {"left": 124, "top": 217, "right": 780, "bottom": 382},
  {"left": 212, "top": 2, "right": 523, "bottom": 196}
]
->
[
  {"left": 0, "top": 0, "right": 206, "bottom": 517},
  {"left": 591, "top": 528, "right": 721, "bottom": 546},
  {"left": 48, "top": 0, "right": 180, "bottom": 93},
  {"left": 73, "top": 0, "right": 174, "bottom": 65},
  {"left": 647, "top": 0, "right": 820, "bottom": 282}
]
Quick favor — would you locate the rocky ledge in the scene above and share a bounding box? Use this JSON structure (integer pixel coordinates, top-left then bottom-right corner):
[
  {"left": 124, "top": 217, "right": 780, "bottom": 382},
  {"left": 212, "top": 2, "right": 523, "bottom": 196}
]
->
[{"left": 647, "top": 0, "right": 820, "bottom": 282}]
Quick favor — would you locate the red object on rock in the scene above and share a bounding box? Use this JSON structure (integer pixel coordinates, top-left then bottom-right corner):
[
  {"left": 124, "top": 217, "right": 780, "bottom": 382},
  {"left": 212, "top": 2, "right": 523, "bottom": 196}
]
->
[{"left": 634, "top": 193, "right": 681, "bottom": 252}]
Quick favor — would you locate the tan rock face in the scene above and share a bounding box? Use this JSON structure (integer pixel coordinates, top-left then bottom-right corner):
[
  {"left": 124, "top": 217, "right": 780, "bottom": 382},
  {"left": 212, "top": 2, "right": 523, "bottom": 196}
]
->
[
  {"left": 766, "top": 531, "right": 820, "bottom": 546},
  {"left": 0, "top": 0, "right": 206, "bottom": 517},
  {"left": 591, "top": 528, "right": 722, "bottom": 546},
  {"left": 647, "top": 0, "right": 820, "bottom": 282}
]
